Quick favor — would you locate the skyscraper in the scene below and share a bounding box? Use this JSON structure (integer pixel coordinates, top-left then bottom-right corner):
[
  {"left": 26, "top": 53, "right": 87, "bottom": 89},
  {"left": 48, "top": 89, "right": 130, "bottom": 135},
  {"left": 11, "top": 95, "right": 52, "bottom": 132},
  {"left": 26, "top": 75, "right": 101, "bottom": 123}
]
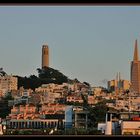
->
[
  {"left": 131, "top": 39, "right": 140, "bottom": 93},
  {"left": 42, "top": 44, "right": 49, "bottom": 69}
]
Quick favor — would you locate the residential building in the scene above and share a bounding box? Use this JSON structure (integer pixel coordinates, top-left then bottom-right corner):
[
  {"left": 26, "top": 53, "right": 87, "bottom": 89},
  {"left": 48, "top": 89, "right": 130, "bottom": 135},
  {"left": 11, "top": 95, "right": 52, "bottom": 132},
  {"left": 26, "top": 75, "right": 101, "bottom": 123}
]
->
[{"left": 0, "top": 75, "right": 17, "bottom": 96}]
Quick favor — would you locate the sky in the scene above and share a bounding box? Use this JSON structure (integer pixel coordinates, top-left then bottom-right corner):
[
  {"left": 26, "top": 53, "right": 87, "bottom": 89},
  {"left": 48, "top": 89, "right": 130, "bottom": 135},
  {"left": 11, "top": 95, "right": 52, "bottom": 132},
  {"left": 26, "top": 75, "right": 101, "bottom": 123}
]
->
[{"left": 0, "top": 5, "right": 140, "bottom": 87}]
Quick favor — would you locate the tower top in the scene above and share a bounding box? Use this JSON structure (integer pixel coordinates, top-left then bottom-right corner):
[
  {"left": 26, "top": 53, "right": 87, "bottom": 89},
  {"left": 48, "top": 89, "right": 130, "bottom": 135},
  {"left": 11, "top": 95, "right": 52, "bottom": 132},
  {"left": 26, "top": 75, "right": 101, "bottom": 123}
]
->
[
  {"left": 42, "top": 43, "right": 48, "bottom": 48},
  {"left": 133, "top": 39, "right": 139, "bottom": 61}
]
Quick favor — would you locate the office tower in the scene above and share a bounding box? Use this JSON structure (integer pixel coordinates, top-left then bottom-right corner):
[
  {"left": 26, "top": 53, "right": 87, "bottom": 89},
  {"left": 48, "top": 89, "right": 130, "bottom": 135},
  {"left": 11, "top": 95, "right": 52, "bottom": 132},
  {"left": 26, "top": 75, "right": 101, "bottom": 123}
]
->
[
  {"left": 131, "top": 40, "right": 140, "bottom": 93},
  {"left": 42, "top": 44, "right": 49, "bottom": 68}
]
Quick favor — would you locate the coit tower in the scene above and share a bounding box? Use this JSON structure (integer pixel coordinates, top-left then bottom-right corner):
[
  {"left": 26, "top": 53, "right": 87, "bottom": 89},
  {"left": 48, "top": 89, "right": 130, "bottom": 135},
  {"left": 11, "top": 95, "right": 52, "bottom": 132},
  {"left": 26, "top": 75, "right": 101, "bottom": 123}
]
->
[{"left": 42, "top": 44, "right": 49, "bottom": 69}]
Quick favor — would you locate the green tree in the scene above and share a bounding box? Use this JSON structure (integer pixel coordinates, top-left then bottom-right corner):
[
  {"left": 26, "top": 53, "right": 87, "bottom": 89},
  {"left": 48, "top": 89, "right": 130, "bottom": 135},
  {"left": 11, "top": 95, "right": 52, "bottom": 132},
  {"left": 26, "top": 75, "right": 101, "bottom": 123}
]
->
[
  {"left": 87, "top": 100, "right": 108, "bottom": 127},
  {"left": 37, "top": 66, "right": 68, "bottom": 84},
  {"left": 92, "top": 101, "right": 108, "bottom": 126},
  {"left": 81, "top": 93, "right": 88, "bottom": 108}
]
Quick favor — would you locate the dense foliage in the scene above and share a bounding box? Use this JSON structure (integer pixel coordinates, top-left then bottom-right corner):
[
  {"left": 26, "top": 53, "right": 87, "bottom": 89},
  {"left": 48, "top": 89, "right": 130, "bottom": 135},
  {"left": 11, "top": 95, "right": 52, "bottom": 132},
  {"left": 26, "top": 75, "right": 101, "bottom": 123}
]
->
[
  {"left": 0, "top": 95, "right": 13, "bottom": 118},
  {"left": 88, "top": 101, "right": 108, "bottom": 127},
  {"left": 16, "top": 67, "right": 68, "bottom": 90},
  {"left": 37, "top": 66, "right": 68, "bottom": 84}
]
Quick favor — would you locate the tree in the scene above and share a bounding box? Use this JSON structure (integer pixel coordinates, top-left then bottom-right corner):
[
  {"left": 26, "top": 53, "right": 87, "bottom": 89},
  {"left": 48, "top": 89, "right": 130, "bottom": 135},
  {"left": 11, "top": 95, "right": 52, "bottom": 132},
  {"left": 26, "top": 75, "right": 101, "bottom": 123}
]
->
[
  {"left": 0, "top": 98, "right": 12, "bottom": 118},
  {"left": 83, "top": 82, "right": 90, "bottom": 87},
  {"left": 88, "top": 100, "right": 108, "bottom": 127},
  {"left": 0, "top": 68, "right": 7, "bottom": 76},
  {"left": 93, "top": 101, "right": 108, "bottom": 125},
  {"left": 4, "top": 92, "right": 14, "bottom": 100},
  {"left": 37, "top": 67, "right": 68, "bottom": 84},
  {"left": 81, "top": 93, "right": 88, "bottom": 108},
  {"left": 73, "top": 78, "right": 80, "bottom": 83},
  {"left": 16, "top": 66, "right": 81, "bottom": 90}
]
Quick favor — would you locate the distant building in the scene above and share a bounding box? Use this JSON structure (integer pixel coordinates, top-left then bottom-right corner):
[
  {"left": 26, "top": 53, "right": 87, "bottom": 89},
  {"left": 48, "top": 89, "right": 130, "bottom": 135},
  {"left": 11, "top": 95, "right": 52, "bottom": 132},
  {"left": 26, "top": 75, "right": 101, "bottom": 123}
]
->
[
  {"left": 121, "top": 80, "right": 130, "bottom": 91},
  {"left": 8, "top": 103, "right": 37, "bottom": 120},
  {"left": 0, "top": 75, "right": 17, "bottom": 96},
  {"left": 108, "top": 80, "right": 118, "bottom": 92},
  {"left": 131, "top": 39, "right": 140, "bottom": 93},
  {"left": 108, "top": 73, "right": 130, "bottom": 93},
  {"left": 66, "top": 94, "right": 83, "bottom": 103},
  {"left": 42, "top": 44, "right": 49, "bottom": 68},
  {"left": 39, "top": 103, "right": 66, "bottom": 115}
]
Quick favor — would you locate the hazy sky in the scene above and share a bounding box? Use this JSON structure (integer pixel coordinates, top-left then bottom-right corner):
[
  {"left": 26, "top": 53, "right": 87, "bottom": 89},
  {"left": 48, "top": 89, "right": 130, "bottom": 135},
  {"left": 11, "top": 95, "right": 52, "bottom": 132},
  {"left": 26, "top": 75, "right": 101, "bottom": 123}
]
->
[{"left": 0, "top": 6, "right": 140, "bottom": 87}]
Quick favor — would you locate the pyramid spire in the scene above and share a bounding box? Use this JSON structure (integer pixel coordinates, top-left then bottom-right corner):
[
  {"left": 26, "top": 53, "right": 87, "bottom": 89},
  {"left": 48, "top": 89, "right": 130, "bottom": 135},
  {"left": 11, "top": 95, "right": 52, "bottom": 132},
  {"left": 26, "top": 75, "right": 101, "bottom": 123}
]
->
[{"left": 133, "top": 39, "right": 139, "bottom": 61}]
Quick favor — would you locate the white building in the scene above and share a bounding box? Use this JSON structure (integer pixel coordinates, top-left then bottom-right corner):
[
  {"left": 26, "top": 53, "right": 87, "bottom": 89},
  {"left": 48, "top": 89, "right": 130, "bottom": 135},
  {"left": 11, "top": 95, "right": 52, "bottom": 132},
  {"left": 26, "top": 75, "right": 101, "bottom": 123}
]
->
[{"left": 98, "top": 123, "right": 106, "bottom": 134}]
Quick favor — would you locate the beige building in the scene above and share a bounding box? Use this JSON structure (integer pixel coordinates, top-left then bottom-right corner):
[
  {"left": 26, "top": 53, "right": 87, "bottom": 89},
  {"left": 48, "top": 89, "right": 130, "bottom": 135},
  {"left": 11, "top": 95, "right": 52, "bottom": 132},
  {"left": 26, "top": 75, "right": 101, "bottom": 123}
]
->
[
  {"left": 42, "top": 44, "right": 49, "bottom": 68},
  {"left": 108, "top": 80, "right": 118, "bottom": 92},
  {"left": 0, "top": 75, "right": 17, "bottom": 96},
  {"left": 121, "top": 121, "right": 140, "bottom": 135},
  {"left": 40, "top": 103, "right": 66, "bottom": 115},
  {"left": 6, "top": 103, "right": 67, "bottom": 130},
  {"left": 8, "top": 104, "right": 37, "bottom": 120},
  {"left": 66, "top": 94, "right": 83, "bottom": 104}
]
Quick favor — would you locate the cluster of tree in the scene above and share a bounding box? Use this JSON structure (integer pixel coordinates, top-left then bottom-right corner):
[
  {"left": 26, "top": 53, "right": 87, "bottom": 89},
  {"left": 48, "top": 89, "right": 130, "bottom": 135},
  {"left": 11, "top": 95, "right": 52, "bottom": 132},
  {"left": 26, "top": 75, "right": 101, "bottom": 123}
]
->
[
  {"left": 87, "top": 102, "right": 108, "bottom": 127},
  {"left": 0, "top": 68, "right": 7, "bottom": 76},
  {"left": 0, "top": 95, "right": 13, "bottom": 118},
  {"left": 16, "top": 75, "right": 42, "bottom": 90},
  {"left": 81, "top": 98, "right": 108, "bottom": 128},
  {"left": 15, "top": 66, "right": 69, "bottom": 90},
  {"left": 37, "top": 66, "right": 68, "bottom": 84}
]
